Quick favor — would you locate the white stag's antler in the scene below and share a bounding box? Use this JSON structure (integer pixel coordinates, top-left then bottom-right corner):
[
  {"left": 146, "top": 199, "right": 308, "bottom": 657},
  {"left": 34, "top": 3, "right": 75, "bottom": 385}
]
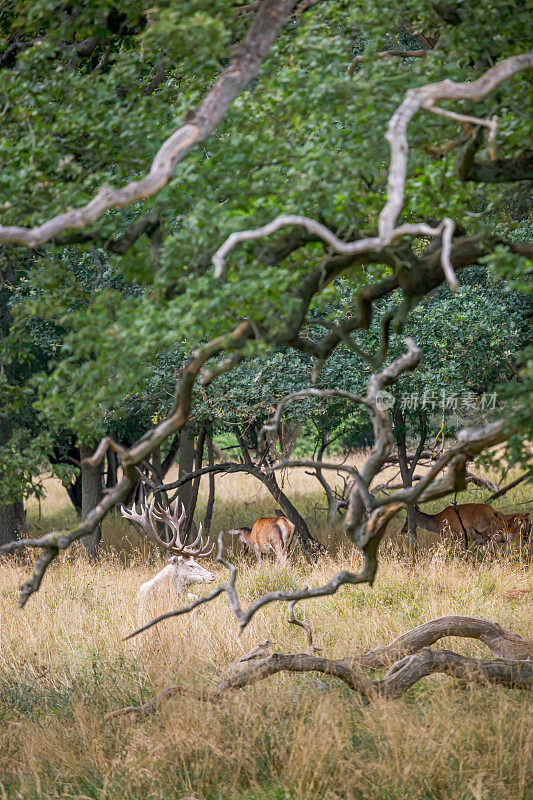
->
[{"left": 121, "top": 498, "right": 214, "bottom": 558}]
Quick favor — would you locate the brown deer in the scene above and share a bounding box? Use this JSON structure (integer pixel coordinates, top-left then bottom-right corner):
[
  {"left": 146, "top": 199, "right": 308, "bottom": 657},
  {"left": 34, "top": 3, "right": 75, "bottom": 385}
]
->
[
  {"left": 228, "top": 514, "right": 295, "bottom": 562},
  {"left": 500, "top": 512, "right": 531, "bottom": 541},
  {"left": 401, "top": 503, "right": 512, "bottom": 547},
  {"left": 121, "top": 499, "right": 215, "bottom": 615}
]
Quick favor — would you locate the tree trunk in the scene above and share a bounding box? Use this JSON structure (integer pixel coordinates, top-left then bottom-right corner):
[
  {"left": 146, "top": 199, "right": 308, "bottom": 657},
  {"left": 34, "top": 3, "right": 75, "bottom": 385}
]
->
[
  {"left": 80, "top": 444, "right": 103, "bottom": 559},
  {"left": 261, "top": 471, "right": 319, "bottom": 558},
  {"left": 203, "top": 432, "right": 216, "bottom": 535},
  {"left": 178, "top": 424, "right": 195, "bottom": 518},
  {"left": 0, "top": 498, "right": 27, "bottom": 547},
  {"left": 234, "top": 429, "right": 320, "bottom": 558},
  {"left": 313, "top": 432, "right": 343, "bottom": 523},
  {"left": 106, "top": 448, "right": 118, "bottom": 489},
  {"left": 393, "top": 408, "right": 417, "bottom": 558},
  {"left": 48, "top": 443, "right": 83, "bottom": 515},
  {"left": 184, "top": 424, "right": 207, "bottom": 539},
  {"left": 65, "top": 472, "right": 83, "bottom": 516},
  {"left": 393, "top": 408, "right": 428, "bottom": 559},
  {"left": 160, "top": 433, "right": 181, "bottom": 479}
]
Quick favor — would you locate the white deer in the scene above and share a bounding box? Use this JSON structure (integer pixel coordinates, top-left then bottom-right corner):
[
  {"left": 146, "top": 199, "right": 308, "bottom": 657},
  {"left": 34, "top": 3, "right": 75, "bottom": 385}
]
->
[{"left": 121, "top": 499, "right": 216, "bottom": 618}]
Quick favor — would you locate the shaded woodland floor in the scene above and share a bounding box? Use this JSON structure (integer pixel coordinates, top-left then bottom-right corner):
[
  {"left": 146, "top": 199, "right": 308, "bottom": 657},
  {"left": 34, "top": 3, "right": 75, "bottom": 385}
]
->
[{"left": 1, "top": 469, "right": 532, "bottom": 799}]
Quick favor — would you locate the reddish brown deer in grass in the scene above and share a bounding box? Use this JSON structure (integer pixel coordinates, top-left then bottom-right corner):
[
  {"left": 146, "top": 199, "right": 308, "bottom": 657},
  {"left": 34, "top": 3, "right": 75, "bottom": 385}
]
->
[
  {"left": 228, "top": 514, "right": 295, "bottom": 562},
  {"left": 400, "top": 503, "right": 530, "bottom": 548},
  {"left": 500, "top": 512, "right": 532, "bottom": 542}
]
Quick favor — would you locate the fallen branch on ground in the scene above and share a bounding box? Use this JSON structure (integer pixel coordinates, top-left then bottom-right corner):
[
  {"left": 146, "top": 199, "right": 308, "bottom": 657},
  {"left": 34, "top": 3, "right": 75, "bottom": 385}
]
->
[{"left": 105, "top": 615, "right": 533, "bottom": 721}]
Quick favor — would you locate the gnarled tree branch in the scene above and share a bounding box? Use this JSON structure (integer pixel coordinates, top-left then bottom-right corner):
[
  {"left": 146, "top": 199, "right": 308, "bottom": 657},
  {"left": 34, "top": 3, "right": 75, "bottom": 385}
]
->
[
  {"left": 106, "top": 615, "right": 533, "bottom": 721},
  {"left": 213, "top": 54, "right": 533, "bottom": 290}
]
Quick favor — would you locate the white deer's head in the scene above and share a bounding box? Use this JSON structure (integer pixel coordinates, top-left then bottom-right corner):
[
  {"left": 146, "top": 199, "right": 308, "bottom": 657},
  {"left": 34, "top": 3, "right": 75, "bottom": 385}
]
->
[{"left": 169, "top": 555, "right": 216, "bottom": 587}]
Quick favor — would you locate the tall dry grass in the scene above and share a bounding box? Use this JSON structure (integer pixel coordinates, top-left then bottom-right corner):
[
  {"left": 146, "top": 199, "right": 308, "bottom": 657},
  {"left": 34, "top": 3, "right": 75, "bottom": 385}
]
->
[{"left": 1, "top": 468, "right": 532, "bottom": 799}]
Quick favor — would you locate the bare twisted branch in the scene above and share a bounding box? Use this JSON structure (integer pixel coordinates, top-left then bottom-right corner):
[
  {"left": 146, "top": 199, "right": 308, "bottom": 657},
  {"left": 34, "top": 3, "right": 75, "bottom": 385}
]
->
[
  {"left": 106, "top": 615, "right": 533, "bottom": 721},
  {"left": 213, "top": 53, "right": 533, "bottom": 288}
]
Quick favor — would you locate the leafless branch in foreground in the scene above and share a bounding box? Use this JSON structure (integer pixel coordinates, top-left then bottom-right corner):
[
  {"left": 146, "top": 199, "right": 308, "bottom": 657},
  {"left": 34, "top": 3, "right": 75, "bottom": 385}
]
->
[
  {"left": 213, "top": 53, "right": 533, "bottom": 288},
  {"left": 0, "top": 0, "right": 300, "bottom": 248},
  {"left": 105, "top": 615, "right": 533, "bottom": 721},
  {"left": 123, "top": 341, "right": 421, "bottom": 639}
]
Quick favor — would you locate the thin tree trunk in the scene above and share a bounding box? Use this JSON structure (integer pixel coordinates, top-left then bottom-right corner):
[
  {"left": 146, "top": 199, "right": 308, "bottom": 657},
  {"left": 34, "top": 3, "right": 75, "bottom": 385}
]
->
[
  {"left": 234, "top": 430, "right": 321, "bottom": 558},
  {"left": 393, "top": 408, "right": 428, "bottom": 559},
  {"left": 0, "top": 498, "right": 27, "bottom": 547},
  {"left": 178, "top": 423, "right": 195, "bottom": 519},
  {"left": 313, "top": 432, "right": 341, "bottom": 523},
  {"left": 49, "top": 443, "right": 83, "bottom": 515},
  {"left": 65, "top": 472, "right": 83, "bottom": 516},
  {"left": 151, "top": 445, "right": 162, "bottom": 480},
  {"left": 393, "top": 408, "right": 417, "bottom": 558},
  {"left": 262, "top": 471, "right": 318, "bottom": 558},
  {"left": 160, "top": 433, "right": 181, "bottom": 479},
  {"left": 105, "top": 448, "right": 118, "bottom": 514},
  {"left": 80, "top": 444, "right": 103, "bottom": 559},
  {"left": 106, "top": 448, "right": 118, "bottom": 489},
  {"left": 184, "top": 424, "right": 207, "bottom": 538},
  {"left": 203, "top": 432, "right": 216, "bottom": 535}
]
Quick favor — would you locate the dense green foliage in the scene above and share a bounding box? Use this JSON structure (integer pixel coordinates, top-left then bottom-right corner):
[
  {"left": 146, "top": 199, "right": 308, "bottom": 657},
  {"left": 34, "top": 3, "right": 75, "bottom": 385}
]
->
[{"left": 1, "top": 0, "right": 531, "bottom": 506}]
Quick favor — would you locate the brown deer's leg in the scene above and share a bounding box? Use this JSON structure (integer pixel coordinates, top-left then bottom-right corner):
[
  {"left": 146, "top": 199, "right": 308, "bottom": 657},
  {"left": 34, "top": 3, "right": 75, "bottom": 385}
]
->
[{"left": 271, "top": 536, "right": 286, "bottom": 563}]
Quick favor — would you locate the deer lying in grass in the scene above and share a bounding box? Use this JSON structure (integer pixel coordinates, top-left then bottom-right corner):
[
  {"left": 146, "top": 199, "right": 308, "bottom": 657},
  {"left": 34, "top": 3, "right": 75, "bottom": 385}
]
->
[
  {"left": 121, "top": 500, "right": 215, "bottom": 616},
  {"left": 228, "top": 514, "right": 295, "bottom": 562},
  {"left": 400, "top": 503, "right": 528, "bottom": 548}
]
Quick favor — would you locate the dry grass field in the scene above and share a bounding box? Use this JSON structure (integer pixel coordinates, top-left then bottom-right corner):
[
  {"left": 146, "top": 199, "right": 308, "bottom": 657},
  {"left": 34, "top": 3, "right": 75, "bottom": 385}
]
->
[{"left": 1, "top": 467, "right": 532, "bottom": 800}]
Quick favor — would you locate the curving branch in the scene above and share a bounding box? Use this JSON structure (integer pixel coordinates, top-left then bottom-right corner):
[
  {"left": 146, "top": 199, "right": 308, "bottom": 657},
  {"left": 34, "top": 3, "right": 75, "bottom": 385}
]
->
[
  {"left": 372, "top": 420, "right": 509, "bottom": 511},
  {"left": 268, "top": 458, "right": 373, "bottom": 513},
  {"left": 213, "top": 212, "right": 457, "bottom": 289},
  {"left": 106, "top": 615, "right": 533, "bottom": 721},
  {"left": 287, "top": 234, "right": 529, "bottom": 365},
  {"left": 351, "top": 615, "right": 533, "bottom": 666},
  {"left": 0, "top": 0, "right": 300, "bottom": 248},
  {"left": 213, "top": 53, "right": 533, "bottom": 289},
  {"left": 288, "top": 595, "right": 321, "bottom": 655}
]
